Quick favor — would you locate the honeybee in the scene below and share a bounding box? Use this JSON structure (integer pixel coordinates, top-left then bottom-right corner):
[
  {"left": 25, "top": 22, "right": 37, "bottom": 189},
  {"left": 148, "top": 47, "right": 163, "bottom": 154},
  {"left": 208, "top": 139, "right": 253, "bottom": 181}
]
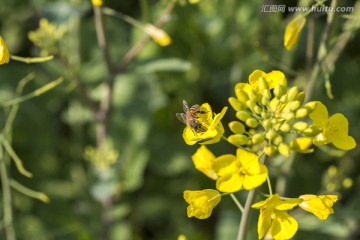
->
[{"left": 176, "top": 100, "right": 206, "bottom": 133}]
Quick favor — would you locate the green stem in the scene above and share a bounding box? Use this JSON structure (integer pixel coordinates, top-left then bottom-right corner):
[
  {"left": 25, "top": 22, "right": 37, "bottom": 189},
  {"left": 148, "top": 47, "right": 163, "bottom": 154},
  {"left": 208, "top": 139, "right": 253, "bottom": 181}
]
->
[
  {"left": 9, "top": 179, "right": 49, "bottom": 203},
  {"left": 0, "top": 145, "right": 16, "bottom": 240},
  {"left": 102, "top": 7, "right": 146, "bottom": 30},
  {"left": 10, "top": 55, "right": 53, "bottom": 64},
  {"left": 230, "top": 193, "right": 244, "bottom": 212},
  {"left": 267, "top": 175, "right": 273, "bottom": 196},
  {"left": 237, "top": 189, "right": 256, "bottom": 240}
]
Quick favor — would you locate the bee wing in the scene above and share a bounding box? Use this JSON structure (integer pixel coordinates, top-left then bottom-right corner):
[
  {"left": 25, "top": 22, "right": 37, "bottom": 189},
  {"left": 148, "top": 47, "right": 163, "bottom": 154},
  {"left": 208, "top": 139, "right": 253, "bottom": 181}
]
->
[
  {"left": 182, "top": 100, "right": 189, "bottom": 113},
  {"left": 176, "top": 113, "right": 187, "bottom": 125}
]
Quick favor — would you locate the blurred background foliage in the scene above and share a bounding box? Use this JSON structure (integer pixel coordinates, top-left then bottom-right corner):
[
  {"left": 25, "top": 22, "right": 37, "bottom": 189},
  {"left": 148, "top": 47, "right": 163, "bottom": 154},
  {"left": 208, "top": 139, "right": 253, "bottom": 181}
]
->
[{"left": 0, "top": 0, "right": 360, "bottom": 239}]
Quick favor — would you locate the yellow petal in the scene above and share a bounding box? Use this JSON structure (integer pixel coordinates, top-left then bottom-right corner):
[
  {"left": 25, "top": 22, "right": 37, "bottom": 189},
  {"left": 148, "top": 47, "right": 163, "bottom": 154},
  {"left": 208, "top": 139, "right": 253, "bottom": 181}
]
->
[
  {"left": 236, "top": 148, "right": 260, "bottom": 173},
  {"left": 242, "top": 165, "right": 268, "bottom": 190},
  {"left": 299, "top": 194, "right": 338, "bottom": 220},
  {"left": 248, "top": 70, "right": 267, "bottom": 91},
  {"left": 212, "top": 154, "right": 237, "bottom": 176},
  {"left": 184, "top": 189, "right": 221, "bottom": 219},
  {"left": 91, "top": 0, "right": 103, "bottom": 7},
  {"left": 326, "top": 113, "right": 356, "bottom": 150},
  {"left": 284, "top": 16, "right": 306, "bottom": 50},
  {"left": 257, "top": 208, "right": 273, "bottom": 239},
  {"left": 0, "top": 36, "right": 10, "bottom": 65},
  {"left": 271, "top": 211, "right": 298, "bottom": 239},
  {"left": 290, "top": 137, "right": 314, "bottom": 153},
  {"left": 216, "top": 173, "right": 244, "bottom": 193},
  {"left": 265, "top": 70, "right": 287, "bottom": 88},
  {"left": 144, "top": 24, "right": 171, "bottom": 47},
  {"left": 235, "top": 82, "right": 252, "bottom": 94},
  {"left": 275, "top": 198, "right": 303, "bottom": 211},
  {"left": 192, "top": 146, "right": 218, "bottom": 180},
  {"left": 309, "top": 101, "right": 328, "bottom": 126}
]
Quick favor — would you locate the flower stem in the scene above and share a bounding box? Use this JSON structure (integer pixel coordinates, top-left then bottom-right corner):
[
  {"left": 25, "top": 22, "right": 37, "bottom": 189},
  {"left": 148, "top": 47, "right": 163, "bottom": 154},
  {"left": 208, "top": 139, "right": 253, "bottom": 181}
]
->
[
  {"left": 230, "top": 193, "right": 244, "bottom": 213},
  {"left": 10, "top": 55, "right": 53, "bottom": 64},
  {"left": 0, "top": 145, "right": 16, "bottom": 240},
  {"left": 237, "top": 189, "right": 256, "bottom": 240},
  {"left": 267, "top": 175, "right": 273, "bottom": 196}
]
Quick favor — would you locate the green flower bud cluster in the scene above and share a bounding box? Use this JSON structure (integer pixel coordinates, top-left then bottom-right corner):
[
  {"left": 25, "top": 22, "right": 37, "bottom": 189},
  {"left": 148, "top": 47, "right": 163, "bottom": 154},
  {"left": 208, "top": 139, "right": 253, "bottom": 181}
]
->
[{"left": 228, "top": 77, "right": 319, "bottom": 156}]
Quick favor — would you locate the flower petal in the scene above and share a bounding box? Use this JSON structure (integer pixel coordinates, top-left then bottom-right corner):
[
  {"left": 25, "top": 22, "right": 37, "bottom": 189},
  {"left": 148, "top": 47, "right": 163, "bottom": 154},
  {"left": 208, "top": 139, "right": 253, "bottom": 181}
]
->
[
  {"left": 212, "top": 154, "right": 237, "bottom": 176},
  {"left": 271, "top": 210, "right": 298, "bottom": 239},
  {"left": 284, "top": 16, "right": 306, "bottom": 51},
  {"left": 192, "top": 146, "right": 218, "bottom": 180},
  {"left": 265, "top": 70, "right": 287, "bottom": 88},
  {"left": 216, "top": 173, "right": 243, "bottom": 193},
  {"left": 309, "top": 101, "right": 328, "bottom": 127},
  {"left": 242, "top": 165, "right": 268, "bottom": 190},
  {"left": 184, "top": 189, "right": 221, "bottom": 219}
]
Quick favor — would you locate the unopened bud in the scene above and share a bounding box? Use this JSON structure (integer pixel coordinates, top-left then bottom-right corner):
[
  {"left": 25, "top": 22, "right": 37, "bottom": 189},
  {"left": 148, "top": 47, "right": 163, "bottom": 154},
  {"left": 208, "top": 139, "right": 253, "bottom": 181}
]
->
[
  {"left": 229, "top": 97, "right": 245, "bottom": 111},
  {"left": 284, "top": 112, "right": 295, "bottom": 121},
  {"left": 248, "top": 90, "right": 259, "bottom": 102},
  {"left": 304, "top": 101, "right": 317, "bottom": 112},
  {"left": 302, "top": 125, "right": 322, "bottom": 136},
  {"left": 280, "top": 95, "right": 287, "bottom": 103},
  {"left": 273, "top": 135, "right": 283, "bottom": 145},
  {"left": 246, "top": 100, "right": 257, "bottom": 109},
  {"left": 236, "top": 110, "right": 251, "bottom": 122},
  {"left": 293, "top": 121, "right": 308, "bottom": 131},
  {"left": 253, "top": 105, "right": 262, "bottom": 115},
  {"left": 286, "top": 86, "right": 299, "bottom": 102},
  {"left": 290, "top": 100, "right": 301, "bottom": 111},
  {"left": 229, "top": 121, "right": 245, "bottom": 134},
  {"left": 261, "top": 95, "right": 269, "bottom": 106},
  {"left": 262, "top": 119, "right": 272, "bottom": 129},
  {"left": 236, "top": 89, "right": 249, "bottom": 103},
  {"left": 228, "top": 134, "right": 248, "bottom": 146},
  {"left": 261, "top": 112, "right": 271, "bottom": 119},
  {"left": 252, "top": 132, "right": 265, "bottom": 144},
  {"left": 274, "top": 84, "right": 286, "bottom": 98},
  {"left": 265, "top": 129, "right": 277, "bottom": 141},
  {"left": 296, "top": 92, "right": 305, "bottom": 105},
  {"left": 245, "top": 118, "right": 259, "bottom": 128},
  {"left": 278, "top": 143, "right": 290, "bottom": 156},
  {"left": 279, "top": 122, "right": 291, "bottom": 132},
  {"left": 259, "top": 78, "right": 269, "bottom": 92},
  {"left": 264, "top": 145, "right": 277, "bottom": 156},
  {"left": 295, "top": 108, "right": 309, "bottom": 118},
  {"left": 262, "top": 89, "right": 271, "bottom": 100}
]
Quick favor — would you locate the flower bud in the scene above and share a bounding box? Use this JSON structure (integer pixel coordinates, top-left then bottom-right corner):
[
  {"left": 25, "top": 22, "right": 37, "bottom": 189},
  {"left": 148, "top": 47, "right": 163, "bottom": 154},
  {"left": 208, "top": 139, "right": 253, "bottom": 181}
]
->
[
  {"left": 261, "top": 95, "right": 269, "bottom": 106},
  {"left": 229, "top": 97, "right": 245, "bottom": 111},
  {"left": 236, "top": 110, "right": 251, "bottom": 122},
  {"left": 229, "top": 121, "right": 245, "bottom": 134},
  {"left": 261, "top": 112, "right": 271, "bottom": 119},
  {"left": 228, "top": 134, "right": 248, "bottom": 146},
  {"left": 265, "top": 129, "right": 277, "bottom": 141},
  {"left": 262, "top": 119, "right": 272, "bottom": 129},
  {"left": 290, "top": 100, "right": 301, "bottom": 111},
  {"left": 246, "top": 100, "right": 257, "bottom": 109},
  {"left": 264, "top": 145, "right": 277, "bottom": 156},
  {"left": 274, "top": 84, "right": 286, "bottom": 98},
  {"left": 248, "top": 90, "right": 259, "bottom": 102},
  {"left": 252, "top": 132, "right": 265, "bottom": 144},
  {"left": 262, "top": 89, "right": 271, "bottom": 100},
  {"left": 304, "top": 101, "right": 317, "bottom": 112},
  {"left": 273, "top": 135, "right": 283, "bottom": 145},
  {"left": 259, "top": 78, "right": 269, "bottom": 92},
  {"left": 293, "top": 121, "right": 308, "bottom": 131},
  {"left": 279, "top": 122, "right": 291, "bottom": 132},
  {"left": 236, "top": 89, "right": 249, "bottom": 103},
  {"left": 296, "top": 92, "right": 305, "bottom": 105},
  {"left": 284, "top": 112, "right": 295, "bottom": 121},
  {"left": 295, "top": 108, "right": 309, "bottom": 118},
  {"left": 245, "top": 118, "right": 259, "bottom": 128},
  {"left": 253, "top": 105, "right": 262, "bottom": 115},
  {"left": 278, "top": 143, "right": 290, "bottom": 156},
  {"left": 286, "top": 86, "right": 299, "bottom": 102},
  {"left": 280, "top": 95, "right": 287, "bottom": 103},
  {"left": 302, "top": 125, "right": 322, "bottom": 136}
]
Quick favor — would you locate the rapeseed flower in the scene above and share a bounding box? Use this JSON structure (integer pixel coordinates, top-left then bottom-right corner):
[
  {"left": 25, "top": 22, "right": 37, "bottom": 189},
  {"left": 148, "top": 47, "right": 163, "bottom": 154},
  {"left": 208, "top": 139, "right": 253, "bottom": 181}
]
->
[
  {"left": 192, "top": 145, "right": 218, "bottom": 180},
  {"left": 252, "top": 194, "right": 302, "bottom": 240},
  {"left": 284, "top": 16, "right": 306, "bottom": 50},
  {"left": 212, "top": 148, "right": 267, "bottom": 193},
  {"left": 182, "top": 103, "right": 227, "bottom": 145},
  {"left": 0, "top": 36, "right": 10, "bottom": 65},
  {"left": 183, "top": 189, "right": 221, "bottom": 219},
  {"left": 299, "top": 194, "right": 338, "bottom": 220},
  {"left": 309, "top": 101, "right": 356, "bottom": 150}
]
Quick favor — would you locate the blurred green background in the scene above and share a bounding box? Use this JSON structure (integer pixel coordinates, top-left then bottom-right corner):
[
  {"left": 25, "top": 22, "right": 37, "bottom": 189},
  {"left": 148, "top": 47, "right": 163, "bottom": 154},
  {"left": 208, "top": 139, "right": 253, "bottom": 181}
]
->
[{"left": 0, "top": 0, "right": 360, "bottom": 239}]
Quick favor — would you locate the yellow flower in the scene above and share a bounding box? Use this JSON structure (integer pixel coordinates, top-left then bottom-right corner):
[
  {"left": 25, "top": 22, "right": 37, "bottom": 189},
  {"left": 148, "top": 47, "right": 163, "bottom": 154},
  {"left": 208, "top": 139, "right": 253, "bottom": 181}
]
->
[
  {"left": 299, "top": 194, "right": 338, "bottom": 220},
  {"left": 0, "top": 36, "right": 10, "bottom": 65},
  {"left": 284, "top": 16, "right": 306, "bottom": 51},
  {"left": 183, "top": 103, "right": 227, "bottom": 145},
  {"left": 309, "top": 101, "right": 356, "bottom": 150},
  {"left": 235, "top": 70, "right": 287, "bottom": 94},
  {"left": 144, "top": 24, "right": 171, "bottom": 47},
  {"left": 252, "top": 194, "right": 302, "bottom": 240},
  {"left": 192, "top": 146, "right": 218, "bottom": 180},
  {"left": 290, "top": 137, "right": 314, "bottom": 153},
  {"left": 91, "top": 0, "right": 103, "bottom": 7},
  {"left": 183, "top": 189, "right": 221, "bottom": 219},
  {"left": 212, "top": 148, "right": 268, "bottom": 193}
]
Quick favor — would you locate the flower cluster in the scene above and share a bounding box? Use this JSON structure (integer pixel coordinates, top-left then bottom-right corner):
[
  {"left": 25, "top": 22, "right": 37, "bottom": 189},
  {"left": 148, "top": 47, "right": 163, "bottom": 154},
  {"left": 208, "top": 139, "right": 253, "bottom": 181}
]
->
[{"left": 178, "top": 69, "right": 356, "bottom": 239}]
